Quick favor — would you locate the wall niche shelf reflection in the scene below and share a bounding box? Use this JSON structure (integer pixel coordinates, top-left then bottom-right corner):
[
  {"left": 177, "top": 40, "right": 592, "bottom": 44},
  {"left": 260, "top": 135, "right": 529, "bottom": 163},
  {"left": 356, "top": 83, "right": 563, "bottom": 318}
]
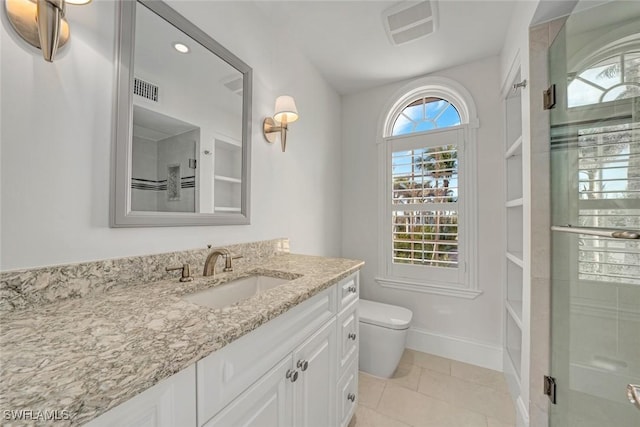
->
[{"left": 213, "top": 135, "right": 242, "bottom": 214}]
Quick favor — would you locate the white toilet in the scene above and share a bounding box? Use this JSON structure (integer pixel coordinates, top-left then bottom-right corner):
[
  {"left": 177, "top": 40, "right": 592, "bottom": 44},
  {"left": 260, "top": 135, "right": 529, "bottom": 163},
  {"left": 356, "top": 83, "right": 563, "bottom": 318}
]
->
[{"left": 358, "top": 299, "right": 413, "bottom": 378}]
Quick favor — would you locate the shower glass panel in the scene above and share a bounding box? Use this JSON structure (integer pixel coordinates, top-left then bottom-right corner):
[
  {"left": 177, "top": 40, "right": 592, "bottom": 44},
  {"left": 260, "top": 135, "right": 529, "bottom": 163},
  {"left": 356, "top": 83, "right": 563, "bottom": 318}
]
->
[{"left": 549, "top": 1, "right": 640, "bottom": 425}]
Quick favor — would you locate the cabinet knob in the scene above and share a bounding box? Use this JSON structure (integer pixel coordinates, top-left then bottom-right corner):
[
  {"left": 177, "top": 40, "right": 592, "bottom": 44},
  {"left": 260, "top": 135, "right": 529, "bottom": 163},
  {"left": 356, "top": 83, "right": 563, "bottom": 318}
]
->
[
  {"left": 348, "top": 333, "right": 357, "bottom": 340},
  {"left": 347, "top": 286, "right": 357, "bottom": 293},
  {"left": 286, "top": 369, "right": 298, "bottom": 383},
  {"left": 347, "top": 393, "right": 356, "bottom": 402},
  {"left": 297, "top": 359, "right": 309, "bottom": 371}
]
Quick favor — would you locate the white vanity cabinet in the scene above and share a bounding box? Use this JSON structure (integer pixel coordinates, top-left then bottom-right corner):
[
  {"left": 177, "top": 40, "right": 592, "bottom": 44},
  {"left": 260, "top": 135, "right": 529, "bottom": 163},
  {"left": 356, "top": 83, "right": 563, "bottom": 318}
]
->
[
  {"left": 85, "top": 365, "right": 196, "bottom": 427},
  {"left": 206, "top": 318, "right": 337, "bottom": 427},
  {"left": 196, "top": 284, "right": 338, "bottom": 424},
  {"left": 85, "top": 272, "right": 359, "bottom": 427},
  {"left": 198, "top": 272, "right": 359, "bottom": 427}
]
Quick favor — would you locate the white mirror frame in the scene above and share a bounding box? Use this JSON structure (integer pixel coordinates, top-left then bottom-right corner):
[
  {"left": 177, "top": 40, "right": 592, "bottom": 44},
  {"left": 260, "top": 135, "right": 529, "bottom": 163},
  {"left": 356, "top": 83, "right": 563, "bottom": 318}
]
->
[{"left": 111, "top": 0, "right": 252, "bottom": 227}]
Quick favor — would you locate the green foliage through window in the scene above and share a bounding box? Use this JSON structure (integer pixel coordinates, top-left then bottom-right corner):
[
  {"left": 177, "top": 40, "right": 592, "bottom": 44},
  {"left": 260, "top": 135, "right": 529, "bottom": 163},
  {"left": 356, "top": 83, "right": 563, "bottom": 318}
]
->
[{"left": 392, "top": 144, "right": 459, "bottom": 268}]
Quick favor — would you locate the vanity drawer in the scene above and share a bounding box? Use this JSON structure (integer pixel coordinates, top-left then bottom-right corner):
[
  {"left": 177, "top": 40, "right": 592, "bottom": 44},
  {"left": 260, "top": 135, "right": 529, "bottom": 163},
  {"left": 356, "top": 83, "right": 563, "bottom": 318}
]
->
[
  {"left": 338, "top": 272, "right": 359, "bottom": 313},
  {"left": 337, "top": 300, "right": 358, "bottom": 379},
  {"left": 337, "top": 358, "right": 358, "bottom": 427},
  {"left": 197, "top": 285, "right": 336, "bottom": 426}
]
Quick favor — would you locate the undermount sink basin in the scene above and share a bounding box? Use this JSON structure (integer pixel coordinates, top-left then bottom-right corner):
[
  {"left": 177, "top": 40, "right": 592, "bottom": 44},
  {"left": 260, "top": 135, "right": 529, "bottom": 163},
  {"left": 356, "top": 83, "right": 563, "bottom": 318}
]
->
[{"left": 182, "top": 275, "right": 291, "bottom": 309}]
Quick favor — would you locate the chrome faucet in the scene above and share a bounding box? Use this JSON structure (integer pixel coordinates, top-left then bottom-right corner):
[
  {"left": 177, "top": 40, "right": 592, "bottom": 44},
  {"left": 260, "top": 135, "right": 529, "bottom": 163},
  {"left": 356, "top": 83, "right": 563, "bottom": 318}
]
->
[{"left": 203, "top": 247, "right": 232, "bottom": 277}]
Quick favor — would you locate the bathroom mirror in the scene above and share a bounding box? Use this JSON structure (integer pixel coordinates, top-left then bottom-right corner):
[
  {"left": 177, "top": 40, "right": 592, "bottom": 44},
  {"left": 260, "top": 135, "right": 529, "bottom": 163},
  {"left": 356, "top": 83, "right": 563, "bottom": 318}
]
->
[{"left": 111, "top": 0, "right": 252, "bottom": 227}]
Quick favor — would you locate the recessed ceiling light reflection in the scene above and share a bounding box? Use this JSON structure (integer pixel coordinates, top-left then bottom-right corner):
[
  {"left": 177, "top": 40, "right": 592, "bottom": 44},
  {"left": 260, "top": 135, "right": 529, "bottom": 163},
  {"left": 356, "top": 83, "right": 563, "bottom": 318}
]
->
[{"left": 173, "top": 42, "right": 190, "bottom": 54}]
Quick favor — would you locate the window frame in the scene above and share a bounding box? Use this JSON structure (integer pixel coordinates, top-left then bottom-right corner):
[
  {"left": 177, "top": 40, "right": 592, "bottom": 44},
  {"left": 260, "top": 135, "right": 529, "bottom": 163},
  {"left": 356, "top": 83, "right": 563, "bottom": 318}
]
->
[
  {"left": 387, "top": 127, "right": 465, "bottom": 283},
  {"left": 376, "top": 76, "right": 481, "bottom": 299}
]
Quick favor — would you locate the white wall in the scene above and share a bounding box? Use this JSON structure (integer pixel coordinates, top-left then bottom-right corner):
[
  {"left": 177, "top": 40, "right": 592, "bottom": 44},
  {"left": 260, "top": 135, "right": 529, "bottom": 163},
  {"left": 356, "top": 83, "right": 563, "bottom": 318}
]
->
[
  {"left": 341, "top": 56, "right": 504, "bottom": 368},
  {"left": 0, "top": 1, "right": 343, "bottom": 270}
]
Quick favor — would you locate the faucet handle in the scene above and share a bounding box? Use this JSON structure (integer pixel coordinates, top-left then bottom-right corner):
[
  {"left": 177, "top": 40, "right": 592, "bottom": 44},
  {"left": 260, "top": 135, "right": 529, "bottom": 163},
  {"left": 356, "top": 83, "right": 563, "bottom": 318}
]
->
[
  {"left": 166, "top": 263, "right": 193, "bottom": 282},
  {"left": 222, "top": 254, "right": 243, "bottom": 272}
]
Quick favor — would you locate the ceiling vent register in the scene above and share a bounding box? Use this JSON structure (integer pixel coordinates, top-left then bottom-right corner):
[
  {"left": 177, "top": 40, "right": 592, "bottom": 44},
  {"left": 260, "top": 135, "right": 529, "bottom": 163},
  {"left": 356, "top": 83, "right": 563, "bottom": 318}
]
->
[
  {"left": 133, "top": 77, "right": 159, "bottom": 102},
  {"left": 383, "top": 1, "right": 438, "bottom": 45},
  {"left": 222, "top": 75, "right": 244, "bottom": 97}
]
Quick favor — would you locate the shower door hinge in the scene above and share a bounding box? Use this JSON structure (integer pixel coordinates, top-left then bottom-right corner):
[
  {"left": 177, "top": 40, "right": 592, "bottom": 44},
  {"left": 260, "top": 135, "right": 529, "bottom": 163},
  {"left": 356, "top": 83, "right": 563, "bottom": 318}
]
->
[
  {"left": 543, "top": 85, "right": 556, "bottom": 110},
  {"left": 544, "top": 375, "right": 557, "bottom": 404}
]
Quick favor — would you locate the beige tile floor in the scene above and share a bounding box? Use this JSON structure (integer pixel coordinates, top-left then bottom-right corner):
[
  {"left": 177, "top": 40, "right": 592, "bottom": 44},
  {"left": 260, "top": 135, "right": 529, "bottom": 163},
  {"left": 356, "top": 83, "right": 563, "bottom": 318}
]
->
[{"left": 350, "top": 349, "right": 516, "bottom": 427}]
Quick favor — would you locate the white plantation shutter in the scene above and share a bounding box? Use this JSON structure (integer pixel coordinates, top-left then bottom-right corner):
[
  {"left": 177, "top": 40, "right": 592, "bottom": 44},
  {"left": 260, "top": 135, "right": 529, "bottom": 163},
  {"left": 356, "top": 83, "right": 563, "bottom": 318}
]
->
[
  {"left": 387, "top": 128, "right": 465, "bottom": 284},
  {"left": 392, "top": 146, "right": 459, "bottom": 267}
]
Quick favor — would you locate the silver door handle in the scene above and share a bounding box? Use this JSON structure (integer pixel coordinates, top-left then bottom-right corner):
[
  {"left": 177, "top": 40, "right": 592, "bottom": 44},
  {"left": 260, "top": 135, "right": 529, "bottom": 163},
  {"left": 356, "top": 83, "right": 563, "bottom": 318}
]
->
[{"left": 628, "top": 384, "right": 640, "bottom": 410}]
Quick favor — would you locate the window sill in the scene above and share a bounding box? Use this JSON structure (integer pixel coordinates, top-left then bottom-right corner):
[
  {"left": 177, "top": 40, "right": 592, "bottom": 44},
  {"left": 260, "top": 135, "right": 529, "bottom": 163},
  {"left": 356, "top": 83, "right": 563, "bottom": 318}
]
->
[{"left": 375, "top": 277, "right": 483, "bottom": 299}]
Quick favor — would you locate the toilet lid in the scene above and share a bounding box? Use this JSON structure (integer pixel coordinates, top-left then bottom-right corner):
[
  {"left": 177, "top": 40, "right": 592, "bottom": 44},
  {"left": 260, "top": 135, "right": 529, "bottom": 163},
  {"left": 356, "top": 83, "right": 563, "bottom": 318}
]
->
[{"left": 359, "top": 299, "right": 413, "bottom": 330}]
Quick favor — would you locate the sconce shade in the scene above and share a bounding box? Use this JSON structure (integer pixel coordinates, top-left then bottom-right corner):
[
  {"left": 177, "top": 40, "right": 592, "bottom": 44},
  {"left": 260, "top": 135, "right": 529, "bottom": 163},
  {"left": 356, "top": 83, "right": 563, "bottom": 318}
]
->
[{"left": 273, "top": 95, "right": 299, "bottom": 123}]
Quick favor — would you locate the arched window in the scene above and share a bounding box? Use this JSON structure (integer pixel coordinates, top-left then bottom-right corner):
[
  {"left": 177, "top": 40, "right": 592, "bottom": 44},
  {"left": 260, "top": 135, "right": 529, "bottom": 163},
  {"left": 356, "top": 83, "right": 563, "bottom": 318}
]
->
[
  {"left": 377, "top": 77, "right": 480, "bottom": 298},
  {"left": 568, "top": 50, "right": 640, "bottom": 108},
  {"left": 391, "top": 97, "right": 461, "bottom": 135}
]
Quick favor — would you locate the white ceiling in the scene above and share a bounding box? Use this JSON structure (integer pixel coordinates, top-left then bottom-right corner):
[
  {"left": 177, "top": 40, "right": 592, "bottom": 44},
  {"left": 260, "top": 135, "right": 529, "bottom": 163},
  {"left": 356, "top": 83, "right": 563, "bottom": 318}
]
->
[
  {"left": 135, "top": 2, "right": 243, "bottom": 117},
  {"left": 259, "top": 0, "right": 517, "bottom": 94}
]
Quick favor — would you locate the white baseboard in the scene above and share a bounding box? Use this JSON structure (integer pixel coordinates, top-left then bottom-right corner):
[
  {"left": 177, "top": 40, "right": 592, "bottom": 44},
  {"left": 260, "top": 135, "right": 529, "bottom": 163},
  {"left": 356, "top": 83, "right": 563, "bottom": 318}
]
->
[
  {"left": 504, "top": 345, "right": 531, "bottom": 427},
  {"left": 516, "top": 396, "right": 530, "bottom": 427},
  {"left": 406, "top": 327, "right": 503, "bottom": 371}
]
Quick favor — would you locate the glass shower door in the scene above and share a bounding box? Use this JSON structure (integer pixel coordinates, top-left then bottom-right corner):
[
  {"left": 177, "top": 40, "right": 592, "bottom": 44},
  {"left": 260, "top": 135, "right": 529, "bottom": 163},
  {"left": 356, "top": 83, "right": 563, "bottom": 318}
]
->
[{"left": 549, "top": 1, "right": 640, "bottom": 426}]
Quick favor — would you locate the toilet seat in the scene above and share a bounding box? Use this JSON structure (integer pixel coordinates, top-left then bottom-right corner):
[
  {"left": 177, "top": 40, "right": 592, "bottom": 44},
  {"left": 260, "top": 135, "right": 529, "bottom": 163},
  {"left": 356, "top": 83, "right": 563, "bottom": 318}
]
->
[{"left": 359, "top": 299, "right": 412, "bottom": 330}]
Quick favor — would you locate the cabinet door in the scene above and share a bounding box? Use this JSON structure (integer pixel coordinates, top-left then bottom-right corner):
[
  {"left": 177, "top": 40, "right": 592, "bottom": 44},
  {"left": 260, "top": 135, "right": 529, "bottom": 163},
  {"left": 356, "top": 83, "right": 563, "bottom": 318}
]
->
[
  {"left": 336, "top": 359, "right": 358, "bottom": 427},
  {"left": 337, "top": 301, "right": 359, "bottom": 378},
  {"left": 85, "top": 365, "right": 196, "bottom": 427},
  {"left": 292, "top": 318, "right": 337, "bottom": 427},
  {"left": 204, "top": 356, "right": 293, "bottom": 427}
]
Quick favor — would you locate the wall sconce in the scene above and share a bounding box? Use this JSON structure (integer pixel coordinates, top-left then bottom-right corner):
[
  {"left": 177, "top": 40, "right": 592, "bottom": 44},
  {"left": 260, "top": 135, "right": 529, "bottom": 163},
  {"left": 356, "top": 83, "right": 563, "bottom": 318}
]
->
[
  {"left": 4, "top": 0, "right": 91, "bottom": 63},
  {"left": 263, "top": 96, "right": 299, "bottom": 152}
]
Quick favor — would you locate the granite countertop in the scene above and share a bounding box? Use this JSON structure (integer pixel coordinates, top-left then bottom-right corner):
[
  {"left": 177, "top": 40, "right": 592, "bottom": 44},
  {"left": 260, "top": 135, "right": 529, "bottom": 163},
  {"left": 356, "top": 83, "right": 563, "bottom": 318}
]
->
[{"left": 0, "top": 254, "right": 364, "bottom": 426}]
